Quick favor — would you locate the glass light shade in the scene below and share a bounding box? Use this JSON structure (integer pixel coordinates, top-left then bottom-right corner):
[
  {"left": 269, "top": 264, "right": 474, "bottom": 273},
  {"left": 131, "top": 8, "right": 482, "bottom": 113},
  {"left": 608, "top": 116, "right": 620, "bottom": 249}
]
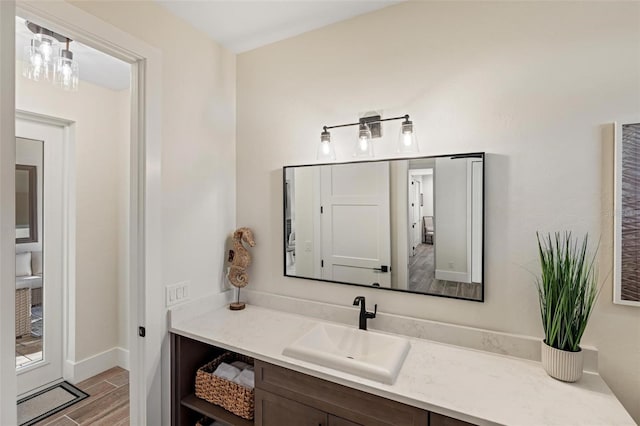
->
[
  {"left": 353, "top": 124, "right": 374, "bottom": 158},
  {"left": 397, "top": 120, "right": 419, "bottom": 154},
  {"left": 54, "top": 50, "right": 79, "bottom": 91},
  {"left": 23, "top": 42, "right": 52, "bottom": 82},
  {"left": 34, "top": 33, "right": 56, "bottom": 64},
  {"left": 317, "top": 131, "right": 336, "bottom": 161}
]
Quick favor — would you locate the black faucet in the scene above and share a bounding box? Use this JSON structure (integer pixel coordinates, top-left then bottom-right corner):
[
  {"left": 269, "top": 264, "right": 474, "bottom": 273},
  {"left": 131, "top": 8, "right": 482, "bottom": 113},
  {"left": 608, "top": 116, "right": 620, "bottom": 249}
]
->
[{"left": 353, "top": 296, "right": 377, "bottom": 331}]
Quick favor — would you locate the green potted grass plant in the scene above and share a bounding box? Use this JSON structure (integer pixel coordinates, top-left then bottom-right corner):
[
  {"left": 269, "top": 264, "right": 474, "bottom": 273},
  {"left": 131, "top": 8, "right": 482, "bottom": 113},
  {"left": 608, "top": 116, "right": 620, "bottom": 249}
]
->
[{"left": 536, "top": 232, "right": 599, "bottom": 382}]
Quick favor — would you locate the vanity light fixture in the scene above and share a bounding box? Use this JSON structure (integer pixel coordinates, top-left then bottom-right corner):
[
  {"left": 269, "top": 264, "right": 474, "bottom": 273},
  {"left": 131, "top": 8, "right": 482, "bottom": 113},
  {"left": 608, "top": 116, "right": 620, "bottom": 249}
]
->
[
  {"left": 23, "top": 21, "right": 79, "bottom": 91},
  {"left": 318, "top": 114, "right": 418, "bottom": 161},
  {"left": 54, "top": 39, "right": 79, "bottom": 91},
  {"left": 317, "top": 129, "right": 336, "bottom": 161},
  {"left": 354, "top": 123, "right": 374, "bottom": 159}
]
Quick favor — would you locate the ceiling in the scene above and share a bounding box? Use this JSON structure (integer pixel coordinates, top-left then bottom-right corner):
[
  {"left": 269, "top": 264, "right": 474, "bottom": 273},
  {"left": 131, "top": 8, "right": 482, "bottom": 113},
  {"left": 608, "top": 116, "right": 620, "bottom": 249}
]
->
[
  {"left": 156, "top": 0, "right": 401, "bottom": 53},
  {"left": 15, "top": 2, "right": 399, "bottom": 89},
  {"left": 15, "top": 17, "right": 131, "bottom": 91}
]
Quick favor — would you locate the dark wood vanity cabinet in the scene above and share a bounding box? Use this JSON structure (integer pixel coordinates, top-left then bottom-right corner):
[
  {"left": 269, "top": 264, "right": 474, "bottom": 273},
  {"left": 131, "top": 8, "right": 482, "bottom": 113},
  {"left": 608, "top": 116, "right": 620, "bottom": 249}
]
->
[
  {"left": 428, "top": 413, "right": 474, "bottom": 426},
  {"left": 255, "top": 388, "right": 327, "bottom": 425},
  {"left": 172, "top": 333, "right": 475, "bottom": 426},
  {"left": 254, "top": 360, "right": 428, "bottom": 426}
]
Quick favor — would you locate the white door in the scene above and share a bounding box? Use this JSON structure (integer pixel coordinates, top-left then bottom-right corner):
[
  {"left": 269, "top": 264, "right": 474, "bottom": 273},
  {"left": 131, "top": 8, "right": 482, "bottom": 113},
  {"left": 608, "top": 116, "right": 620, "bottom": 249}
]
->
[
  {"left": 320, "top": 162, "right": 391, "bottom": 287},
  {"left": 16, "top": 118, "right": 64, "bottom": 396},
  {"left": 471, "top": 160, "right": 483, "bottom": 283},
  {"left": 409, "top": 177, "right": 421, "bottom": 256}
]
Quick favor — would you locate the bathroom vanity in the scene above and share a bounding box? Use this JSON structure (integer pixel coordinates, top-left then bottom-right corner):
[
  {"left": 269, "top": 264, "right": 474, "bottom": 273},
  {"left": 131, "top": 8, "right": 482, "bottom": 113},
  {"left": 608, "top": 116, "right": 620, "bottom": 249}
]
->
[
  {"left": 173, "top": 333, "right": 463, "bottom": 426},
  {"left": 170, "top": 301, "right": 634, "bottom": 426}
]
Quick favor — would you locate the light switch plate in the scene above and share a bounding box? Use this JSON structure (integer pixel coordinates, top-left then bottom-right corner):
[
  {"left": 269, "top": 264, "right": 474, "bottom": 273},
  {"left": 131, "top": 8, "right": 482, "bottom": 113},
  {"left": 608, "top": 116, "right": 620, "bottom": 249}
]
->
[{"left": 166, "top": 281, "right": 190, "bottom": 307}]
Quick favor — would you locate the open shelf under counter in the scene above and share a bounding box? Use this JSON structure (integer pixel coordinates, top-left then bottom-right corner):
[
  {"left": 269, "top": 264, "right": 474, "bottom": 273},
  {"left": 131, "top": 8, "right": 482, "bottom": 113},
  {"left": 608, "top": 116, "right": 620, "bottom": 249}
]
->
[
  {"left": 172, "top": 332, "right": 256, "bottom": 425},
  {"left": 181, "top": 393, "right": 254, "bottom": 426}
]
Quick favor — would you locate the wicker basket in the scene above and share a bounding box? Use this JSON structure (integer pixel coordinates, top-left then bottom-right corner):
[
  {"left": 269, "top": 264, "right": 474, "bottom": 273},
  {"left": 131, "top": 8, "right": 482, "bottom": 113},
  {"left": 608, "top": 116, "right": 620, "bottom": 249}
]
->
[
  {"left": 195, "top": 352, "right": 255, "bottom": 420},
  {"left": 15, "top": 288, "right": 31, "bottom": 338}
]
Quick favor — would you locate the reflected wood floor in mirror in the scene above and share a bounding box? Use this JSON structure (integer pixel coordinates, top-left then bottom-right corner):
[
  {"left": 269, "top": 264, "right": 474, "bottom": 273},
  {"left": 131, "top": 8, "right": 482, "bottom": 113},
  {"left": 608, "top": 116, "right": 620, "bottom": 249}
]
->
[
  {"left": 16, "top": 334, "right": 42, "bottom": 368},
  {"left": 408, "top": 244, "right": 435, "bottom": 292},
  {"left": 16, "top": 304, "right": 43, "bottom": 368},
  {"left": 409, "top": 244, "right": 481, "bottom": 300}
]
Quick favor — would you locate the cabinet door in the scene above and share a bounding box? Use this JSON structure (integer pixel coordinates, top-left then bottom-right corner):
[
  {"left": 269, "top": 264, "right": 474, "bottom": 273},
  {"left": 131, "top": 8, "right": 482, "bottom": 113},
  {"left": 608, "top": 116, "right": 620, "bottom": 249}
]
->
[
  {"left": 256, "top": 389, "right": 328, "bottom": 426},
  {"left": 328, "top": 414, "right": 363, "bottom": 426}
]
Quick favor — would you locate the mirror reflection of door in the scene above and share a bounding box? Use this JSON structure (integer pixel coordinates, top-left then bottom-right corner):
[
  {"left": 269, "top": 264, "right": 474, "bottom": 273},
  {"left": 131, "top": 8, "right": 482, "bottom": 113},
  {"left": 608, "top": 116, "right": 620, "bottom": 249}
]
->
[
  {"left": 320, "top": 163, "right": 392, "bottom": 287},
  {"left": 283, "top": 153, "right": 484, "bottom": 301},
  {"left": 15, "top": 137, "right": 44, "bottom": 369},
  {"left": 407, "top": 167, "right": 434, "bottom": 293},
  {"left": 409, "top": 177, "right": 421, "bottom": 257}
]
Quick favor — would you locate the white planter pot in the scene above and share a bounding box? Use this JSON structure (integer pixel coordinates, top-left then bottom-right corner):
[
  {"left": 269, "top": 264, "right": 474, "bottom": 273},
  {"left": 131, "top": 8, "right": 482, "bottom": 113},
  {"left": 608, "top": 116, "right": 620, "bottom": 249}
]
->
[{"left": 541, "top": 341, "right": 584, "bottom": 382}]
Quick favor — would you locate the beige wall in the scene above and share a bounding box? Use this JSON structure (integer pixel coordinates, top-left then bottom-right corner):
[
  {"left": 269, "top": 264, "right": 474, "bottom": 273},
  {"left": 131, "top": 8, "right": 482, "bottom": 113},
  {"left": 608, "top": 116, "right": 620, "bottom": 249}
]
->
[
  {"left": 16, "top": 64, "right": 130, "bottom": 361},
  {"left": 237, "top": 1, "right": 640, "bottom": 421}
]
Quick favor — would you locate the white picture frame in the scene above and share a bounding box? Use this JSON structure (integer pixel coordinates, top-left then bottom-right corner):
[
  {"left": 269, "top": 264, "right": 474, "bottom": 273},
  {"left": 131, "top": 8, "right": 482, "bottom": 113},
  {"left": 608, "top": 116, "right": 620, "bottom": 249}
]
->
[{"left": 613, "top": 119, "right": 640, "bottom": 307}]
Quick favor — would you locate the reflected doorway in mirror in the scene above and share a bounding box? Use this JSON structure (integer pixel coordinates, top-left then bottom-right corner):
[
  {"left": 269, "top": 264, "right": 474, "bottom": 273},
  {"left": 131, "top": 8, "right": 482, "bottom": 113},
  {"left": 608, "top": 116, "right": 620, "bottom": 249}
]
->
[{"left": 283, "top": 152, "right": 485, "bottom": 302}]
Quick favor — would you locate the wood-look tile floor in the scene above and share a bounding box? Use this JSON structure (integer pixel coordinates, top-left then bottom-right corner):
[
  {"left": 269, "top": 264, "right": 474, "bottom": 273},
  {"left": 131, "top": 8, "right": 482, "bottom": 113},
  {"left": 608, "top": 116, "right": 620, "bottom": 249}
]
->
[
  {"left": 35, "top": 367, "right": 129, "bottom": 426},
  {"left": 409, "top": 243, "right": 482, "bottom": 300}
]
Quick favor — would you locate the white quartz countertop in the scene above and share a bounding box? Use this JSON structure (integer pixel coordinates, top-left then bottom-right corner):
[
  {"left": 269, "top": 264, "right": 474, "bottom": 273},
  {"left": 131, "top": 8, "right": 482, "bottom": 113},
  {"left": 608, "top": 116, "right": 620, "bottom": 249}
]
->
[{"left": 169, "top": 304, "right": 635, "bottom": 426}]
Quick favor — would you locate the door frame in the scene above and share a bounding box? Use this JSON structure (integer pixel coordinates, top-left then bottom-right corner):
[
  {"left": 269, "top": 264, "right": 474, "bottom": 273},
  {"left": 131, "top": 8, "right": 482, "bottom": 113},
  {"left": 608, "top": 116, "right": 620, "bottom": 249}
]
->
[{"left": 1, "top": 1, "right": 163, "bottom": 424}]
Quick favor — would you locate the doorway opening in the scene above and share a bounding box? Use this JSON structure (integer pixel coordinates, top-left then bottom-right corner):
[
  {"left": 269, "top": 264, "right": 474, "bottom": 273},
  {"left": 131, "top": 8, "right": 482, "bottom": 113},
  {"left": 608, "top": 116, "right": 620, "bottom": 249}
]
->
[
  {"left": 2, "top": 2, "right": 162, "bottom": 423},
  {"left": 14, "top": 13, "right": 132, "bottom": 405},
  {"left": 408, "top": 165, "right": 434, "bottom": 293}
]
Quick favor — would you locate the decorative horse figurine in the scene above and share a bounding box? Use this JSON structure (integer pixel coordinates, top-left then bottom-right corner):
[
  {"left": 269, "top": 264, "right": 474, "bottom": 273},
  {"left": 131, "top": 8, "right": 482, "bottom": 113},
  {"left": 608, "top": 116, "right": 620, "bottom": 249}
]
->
[{"left": 227, "top": 227, "right": 255, "bottom": 310}]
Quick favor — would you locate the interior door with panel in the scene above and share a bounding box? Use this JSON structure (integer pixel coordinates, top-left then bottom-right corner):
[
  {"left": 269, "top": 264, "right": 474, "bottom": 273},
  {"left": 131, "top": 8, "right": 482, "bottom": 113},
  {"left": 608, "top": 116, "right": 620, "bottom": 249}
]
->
[
  {"left": 409, "top": 177, "right": 421, "bottom": 256},
  {"left": 320, "top": 162, "right": 391, "bottom": 287},
  {"left": 15, "top": 118, "right": 64, "bottom": 396}
]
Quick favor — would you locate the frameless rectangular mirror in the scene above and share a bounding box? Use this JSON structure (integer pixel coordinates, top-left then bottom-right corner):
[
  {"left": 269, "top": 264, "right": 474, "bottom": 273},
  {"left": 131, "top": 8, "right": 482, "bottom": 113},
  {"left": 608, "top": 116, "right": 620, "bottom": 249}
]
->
[{"left": 283, "top": 152, "right": 484, "bottom": 301}]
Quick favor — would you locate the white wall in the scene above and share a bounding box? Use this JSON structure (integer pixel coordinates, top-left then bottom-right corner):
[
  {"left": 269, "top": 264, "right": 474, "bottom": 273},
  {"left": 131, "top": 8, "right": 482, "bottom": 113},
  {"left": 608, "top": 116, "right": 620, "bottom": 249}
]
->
[
  {"left": 116, "top": 89, "right": 130, "bottom": 352},
  {"left": 71, "top": 0, "right": 237, "bottom": 298},
  {"left": 390, "top": 161, "right": 408, "bottom": 290},
  {"left": 422, "top": 174, "right": 433, "bottom": 217},
  {"left": 16, "top": 66, "right": 130, "bottom": 364},
  {"left": 434, "top": 158, "right": 468, "bottom": 280},
  {"left": 237, "top": 1, "right": 640, "bottom": 421},
  {"left": 293, "top": 167, "right": 316, "bottom": 277}
]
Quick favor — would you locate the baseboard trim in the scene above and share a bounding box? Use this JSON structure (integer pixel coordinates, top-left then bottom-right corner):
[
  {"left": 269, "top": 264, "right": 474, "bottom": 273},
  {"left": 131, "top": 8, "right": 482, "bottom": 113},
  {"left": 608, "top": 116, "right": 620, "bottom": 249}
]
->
[
  {"left": 434, "top": 269, "right": 470, "bottom": 282},
  {"left": 64, "top": 347, "right": 129, "bottom": 384}
]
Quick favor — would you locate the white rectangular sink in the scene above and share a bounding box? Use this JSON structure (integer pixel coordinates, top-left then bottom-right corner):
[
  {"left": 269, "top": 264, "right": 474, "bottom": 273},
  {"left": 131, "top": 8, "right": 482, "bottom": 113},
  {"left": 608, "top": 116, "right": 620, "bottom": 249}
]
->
[{"left": 282, "top": 323, "right": 410, "bottom": 385}]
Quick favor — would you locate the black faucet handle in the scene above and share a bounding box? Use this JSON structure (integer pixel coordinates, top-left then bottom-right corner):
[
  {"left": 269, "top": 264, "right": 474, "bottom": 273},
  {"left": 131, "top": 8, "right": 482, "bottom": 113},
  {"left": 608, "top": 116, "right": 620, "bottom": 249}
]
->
[{"left": 366, "top": 304, "right": 377, "bottom": 319}]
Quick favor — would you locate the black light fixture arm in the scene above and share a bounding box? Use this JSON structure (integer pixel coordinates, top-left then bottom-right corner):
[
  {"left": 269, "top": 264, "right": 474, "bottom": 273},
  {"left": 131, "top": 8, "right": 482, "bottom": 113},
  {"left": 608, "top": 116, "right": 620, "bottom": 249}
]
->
[{"left": 323, "top": 114, "right": 410, "bottom": 131}]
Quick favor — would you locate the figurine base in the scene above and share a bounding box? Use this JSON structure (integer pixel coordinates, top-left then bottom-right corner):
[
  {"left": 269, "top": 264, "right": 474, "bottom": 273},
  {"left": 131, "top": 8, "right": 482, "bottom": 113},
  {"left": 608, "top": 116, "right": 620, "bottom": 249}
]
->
[{"left": 229, "top": 302, "right": 246, "bottom": 311}]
